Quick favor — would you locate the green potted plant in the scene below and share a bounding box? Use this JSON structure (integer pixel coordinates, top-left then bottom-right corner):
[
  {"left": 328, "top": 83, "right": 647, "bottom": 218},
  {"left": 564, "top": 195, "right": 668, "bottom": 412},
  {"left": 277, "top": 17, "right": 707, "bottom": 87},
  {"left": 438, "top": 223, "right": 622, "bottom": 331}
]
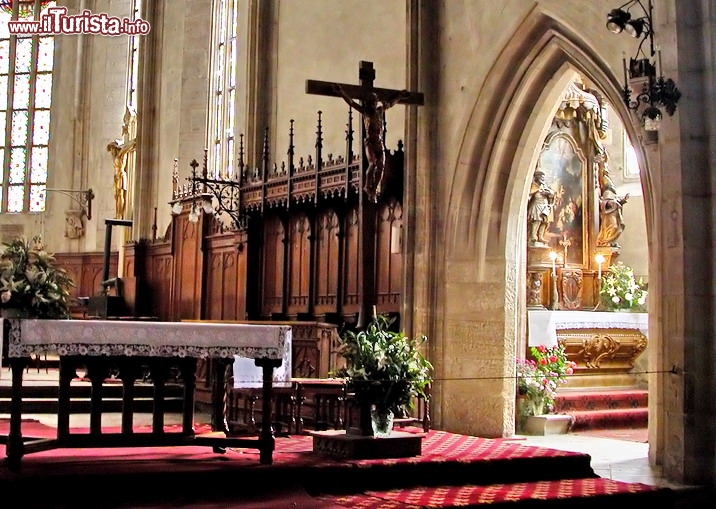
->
[
  {"left": 0, "top": 235, "right": 75, "bottom": 319},
  {"left": 335, "top": 314, "right": 433, "bottom": 437}
]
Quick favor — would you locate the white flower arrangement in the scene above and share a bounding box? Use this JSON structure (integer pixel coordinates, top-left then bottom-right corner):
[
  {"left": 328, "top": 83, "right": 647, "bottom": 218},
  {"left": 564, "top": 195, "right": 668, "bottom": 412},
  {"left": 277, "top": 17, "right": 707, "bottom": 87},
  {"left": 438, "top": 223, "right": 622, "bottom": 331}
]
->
[
  {"left": 0, "top": 235, "right": 74, "bottom": 319},
  {"left": 600, "top": 261, "right": 648, "bottom": 311}
]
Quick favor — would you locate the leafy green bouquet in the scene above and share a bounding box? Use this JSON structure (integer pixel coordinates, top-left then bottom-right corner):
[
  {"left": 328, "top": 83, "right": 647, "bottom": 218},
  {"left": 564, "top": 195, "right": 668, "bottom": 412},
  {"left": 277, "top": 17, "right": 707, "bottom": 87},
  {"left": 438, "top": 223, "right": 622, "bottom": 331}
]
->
[{"left": 335, "top": 314, "right": 433, "bottom": 415}]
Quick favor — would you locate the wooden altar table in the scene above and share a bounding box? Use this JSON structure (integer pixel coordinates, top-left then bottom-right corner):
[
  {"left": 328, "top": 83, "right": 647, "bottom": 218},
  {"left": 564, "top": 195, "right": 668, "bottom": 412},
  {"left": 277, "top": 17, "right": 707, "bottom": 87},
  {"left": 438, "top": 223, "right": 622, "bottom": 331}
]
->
[{"left": 0, "top": 318, "right": 291, "bottom": 471}]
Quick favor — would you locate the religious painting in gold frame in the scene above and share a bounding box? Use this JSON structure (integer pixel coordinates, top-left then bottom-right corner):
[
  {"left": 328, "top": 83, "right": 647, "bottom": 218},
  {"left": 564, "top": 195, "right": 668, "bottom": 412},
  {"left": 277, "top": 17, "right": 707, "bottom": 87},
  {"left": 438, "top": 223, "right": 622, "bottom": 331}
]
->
[{"left": 537, "top": 132, "right": 587, "bottom": 266}]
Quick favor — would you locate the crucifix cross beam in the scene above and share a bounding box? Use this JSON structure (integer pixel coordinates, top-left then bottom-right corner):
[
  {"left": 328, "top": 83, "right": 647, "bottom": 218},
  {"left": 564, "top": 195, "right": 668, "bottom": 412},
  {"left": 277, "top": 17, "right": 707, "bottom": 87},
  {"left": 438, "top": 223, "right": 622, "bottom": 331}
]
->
[{"left": 306, "top": 60, "right": 424, "bottom": 105}]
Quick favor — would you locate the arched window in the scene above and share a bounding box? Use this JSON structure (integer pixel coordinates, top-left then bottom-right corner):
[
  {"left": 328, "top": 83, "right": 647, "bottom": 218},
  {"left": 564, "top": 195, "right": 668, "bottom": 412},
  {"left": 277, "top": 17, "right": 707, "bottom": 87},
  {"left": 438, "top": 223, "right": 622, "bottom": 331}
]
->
[
  {"left": 208, "top": 0, "right": 238, "bottom": 179},
  {"left": 0, "top": 0, "right": 55, "bottom": 213}
]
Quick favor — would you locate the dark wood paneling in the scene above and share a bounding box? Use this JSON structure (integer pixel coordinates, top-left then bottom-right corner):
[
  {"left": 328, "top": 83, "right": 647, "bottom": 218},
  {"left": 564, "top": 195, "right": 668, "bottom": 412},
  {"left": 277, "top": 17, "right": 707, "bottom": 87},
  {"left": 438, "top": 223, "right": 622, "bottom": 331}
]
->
[
  {"left": 144, "top": 242, "right": 173, "bottom": 320},
  {"left": 171, "top": 215, "right": 205, "bottom": 321},
  {"left": 287, "top": 213, "right": 311, "bottom": 318},
  {"left": 342, "top": 205, "right": 360, "bottom": 322},
  {"left": 204, "top": 232, "right": 247, "bottom": 321},
  {"left": 376, "top": 198, "right": 403, "bottom": 313},
  {"left": 313, "top": 209, "right": 341, "bottom": 318},
  {"left": 261, "top": 214, "right": 286, "bottom": 318},
  {"left": 55, "top": 252, "right": 116, "bottom": 300}
]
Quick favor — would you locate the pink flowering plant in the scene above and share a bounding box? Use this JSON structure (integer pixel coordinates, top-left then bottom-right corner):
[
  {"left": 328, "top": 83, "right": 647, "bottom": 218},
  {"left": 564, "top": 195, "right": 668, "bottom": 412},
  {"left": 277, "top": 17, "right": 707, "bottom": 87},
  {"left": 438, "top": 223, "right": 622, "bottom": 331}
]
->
[{"left": 516, "top": 344, "right": 577, "bottom": 422}]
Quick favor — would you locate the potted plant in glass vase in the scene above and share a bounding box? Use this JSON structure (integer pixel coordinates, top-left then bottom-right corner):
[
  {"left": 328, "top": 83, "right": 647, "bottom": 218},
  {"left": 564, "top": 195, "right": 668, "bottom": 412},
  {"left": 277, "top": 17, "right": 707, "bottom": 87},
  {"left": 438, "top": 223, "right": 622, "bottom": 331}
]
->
[
  {"left": 335, "top": 314, "right": 433, "bottom": 437},
  {"left": 0, "top": 235, "right": 75, "bottom": 319}
]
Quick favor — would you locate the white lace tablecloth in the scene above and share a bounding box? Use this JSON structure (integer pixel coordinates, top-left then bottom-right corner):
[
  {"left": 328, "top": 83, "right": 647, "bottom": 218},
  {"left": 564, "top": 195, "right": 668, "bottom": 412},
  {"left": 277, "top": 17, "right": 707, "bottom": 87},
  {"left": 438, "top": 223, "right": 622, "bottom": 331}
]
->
[
  {"left": 527, "top": 310, "right": 648, "bottom": 347},
  {"left": 3, "top": 319, "right": 291, "bottom": 362}
]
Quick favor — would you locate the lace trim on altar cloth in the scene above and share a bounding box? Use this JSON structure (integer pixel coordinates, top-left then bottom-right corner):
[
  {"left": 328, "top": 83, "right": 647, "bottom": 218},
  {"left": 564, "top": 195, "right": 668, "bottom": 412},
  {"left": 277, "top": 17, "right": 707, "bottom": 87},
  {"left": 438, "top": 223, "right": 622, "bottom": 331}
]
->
[
  {"left": 4, "top": 319, "right": 291, "bottom": 360},
  {"left": 552, "top": 320, "right": 646, "bottom": 330}
]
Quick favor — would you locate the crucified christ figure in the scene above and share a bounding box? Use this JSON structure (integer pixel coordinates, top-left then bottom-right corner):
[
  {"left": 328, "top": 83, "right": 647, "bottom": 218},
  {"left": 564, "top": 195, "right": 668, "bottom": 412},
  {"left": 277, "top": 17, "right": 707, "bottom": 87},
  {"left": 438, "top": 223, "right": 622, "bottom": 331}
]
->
[{"left": 333, "top": 83, "right": 410, "bottom": 202}]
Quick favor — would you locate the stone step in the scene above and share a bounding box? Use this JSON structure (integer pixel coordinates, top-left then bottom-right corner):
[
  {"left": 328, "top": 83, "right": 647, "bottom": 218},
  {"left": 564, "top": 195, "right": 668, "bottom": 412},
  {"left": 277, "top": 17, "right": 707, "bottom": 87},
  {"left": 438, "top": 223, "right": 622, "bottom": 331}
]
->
[{"left": 554, "top": 388, "right": 648, "bottom": 413}]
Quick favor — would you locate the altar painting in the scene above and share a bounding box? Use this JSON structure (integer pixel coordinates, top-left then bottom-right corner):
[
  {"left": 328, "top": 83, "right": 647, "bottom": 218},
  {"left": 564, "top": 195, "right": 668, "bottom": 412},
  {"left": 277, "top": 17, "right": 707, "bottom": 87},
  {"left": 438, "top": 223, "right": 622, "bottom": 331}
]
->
[{"left": 538, "top": 133, "right": 586, "bottom": 265}]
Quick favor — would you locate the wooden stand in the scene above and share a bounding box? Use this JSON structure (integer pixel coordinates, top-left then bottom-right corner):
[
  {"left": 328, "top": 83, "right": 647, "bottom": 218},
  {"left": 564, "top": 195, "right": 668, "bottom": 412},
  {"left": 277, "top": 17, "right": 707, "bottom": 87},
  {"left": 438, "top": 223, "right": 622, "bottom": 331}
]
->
[{"left": 311, "top": 429, "right": 425, "bottom": 460}]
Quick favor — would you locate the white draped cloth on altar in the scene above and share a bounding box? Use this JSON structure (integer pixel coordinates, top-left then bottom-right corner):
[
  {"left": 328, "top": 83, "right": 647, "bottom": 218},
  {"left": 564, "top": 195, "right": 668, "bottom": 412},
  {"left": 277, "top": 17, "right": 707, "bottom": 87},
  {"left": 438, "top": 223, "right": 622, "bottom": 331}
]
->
[
  {"left": 1, "top": 318, "right": 292, "bottom": 385},
  {"left": 527, "top": 310, "right": 649, "bottom": 347}
]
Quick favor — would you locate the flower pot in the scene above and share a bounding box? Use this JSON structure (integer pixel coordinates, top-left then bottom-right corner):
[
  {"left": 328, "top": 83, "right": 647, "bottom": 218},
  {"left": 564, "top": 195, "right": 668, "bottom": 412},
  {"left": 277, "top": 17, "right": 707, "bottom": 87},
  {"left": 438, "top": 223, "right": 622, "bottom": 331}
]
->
[{"left": 370, "top": 406, "right": 394, "bottom": 437}]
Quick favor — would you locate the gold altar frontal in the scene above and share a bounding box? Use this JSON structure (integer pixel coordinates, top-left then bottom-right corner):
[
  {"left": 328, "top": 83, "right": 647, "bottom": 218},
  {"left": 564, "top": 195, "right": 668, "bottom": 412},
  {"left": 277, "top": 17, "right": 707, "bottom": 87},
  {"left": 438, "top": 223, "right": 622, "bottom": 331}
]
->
[{"left": 311, "top": 429, "right": 425, "bottom": 460}]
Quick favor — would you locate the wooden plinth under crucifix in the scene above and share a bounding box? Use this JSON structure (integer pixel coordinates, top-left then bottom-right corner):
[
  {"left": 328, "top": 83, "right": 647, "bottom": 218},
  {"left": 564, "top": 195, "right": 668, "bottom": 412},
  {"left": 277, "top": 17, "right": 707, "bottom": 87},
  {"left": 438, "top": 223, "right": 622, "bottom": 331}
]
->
[{"left": 306, "top": 61, "right": 424, "bottom": 449}]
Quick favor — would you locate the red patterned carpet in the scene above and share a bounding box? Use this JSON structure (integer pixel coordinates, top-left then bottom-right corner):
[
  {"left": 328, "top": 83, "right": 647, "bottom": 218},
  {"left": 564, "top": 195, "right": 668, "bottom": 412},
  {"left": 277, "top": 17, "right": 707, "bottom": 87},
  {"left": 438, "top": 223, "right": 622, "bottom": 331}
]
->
[{"left": 0, "top": 420, "right": 672, "bottom": 508}]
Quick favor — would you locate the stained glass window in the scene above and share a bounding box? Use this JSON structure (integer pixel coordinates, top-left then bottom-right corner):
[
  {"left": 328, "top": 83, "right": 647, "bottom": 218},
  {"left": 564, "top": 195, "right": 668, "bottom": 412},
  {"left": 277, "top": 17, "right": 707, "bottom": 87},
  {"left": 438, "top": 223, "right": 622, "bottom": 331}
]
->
[
  {"left": 0, "top": 0, "right": 56, "bottom": 213},
  {"left": 209, "top": 0, "right": 238, "bottom": 179}
]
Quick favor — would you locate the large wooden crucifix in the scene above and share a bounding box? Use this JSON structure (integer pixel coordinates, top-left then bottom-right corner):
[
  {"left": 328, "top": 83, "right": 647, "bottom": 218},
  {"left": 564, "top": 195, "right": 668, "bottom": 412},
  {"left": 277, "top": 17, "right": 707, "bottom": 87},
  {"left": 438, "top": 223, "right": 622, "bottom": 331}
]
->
[{"left": 306, "top": 61, "right": 424, "bottom": 329}]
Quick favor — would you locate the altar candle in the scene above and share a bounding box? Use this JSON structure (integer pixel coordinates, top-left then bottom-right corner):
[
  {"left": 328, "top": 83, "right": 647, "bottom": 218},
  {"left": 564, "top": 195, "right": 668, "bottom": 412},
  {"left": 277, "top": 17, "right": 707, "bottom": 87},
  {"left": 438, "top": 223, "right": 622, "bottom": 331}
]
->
[
  {"left": 595, "top": 254, "right": 605, "bottom": 280},
  {"left": 549, "top": 251, "right": 557, "bottom": 276}
]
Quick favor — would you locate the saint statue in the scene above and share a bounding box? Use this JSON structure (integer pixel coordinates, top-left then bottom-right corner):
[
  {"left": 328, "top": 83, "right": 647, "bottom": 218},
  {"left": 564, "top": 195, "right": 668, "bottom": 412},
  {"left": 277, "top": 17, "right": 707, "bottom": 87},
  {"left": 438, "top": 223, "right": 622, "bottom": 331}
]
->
[
  {"left": 527, "top": 168, "right": 556, "bottom": 247},
  {"left": 596, "top": 163, "right": 629, "bottom": 247},
  {"left": 107, "top": 138, "right": 136, "bottom": 219}
]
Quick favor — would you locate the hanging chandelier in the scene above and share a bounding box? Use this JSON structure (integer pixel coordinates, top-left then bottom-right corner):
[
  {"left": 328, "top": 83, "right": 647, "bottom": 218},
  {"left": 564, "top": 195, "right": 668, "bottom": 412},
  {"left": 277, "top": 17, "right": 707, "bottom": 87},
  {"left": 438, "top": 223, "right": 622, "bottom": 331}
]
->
[
  {"left": 606, "top": 0, "right": 681, "bottom": 131},
  {"left": 0, "top": 0, "right": 53, "bottom": 18}
]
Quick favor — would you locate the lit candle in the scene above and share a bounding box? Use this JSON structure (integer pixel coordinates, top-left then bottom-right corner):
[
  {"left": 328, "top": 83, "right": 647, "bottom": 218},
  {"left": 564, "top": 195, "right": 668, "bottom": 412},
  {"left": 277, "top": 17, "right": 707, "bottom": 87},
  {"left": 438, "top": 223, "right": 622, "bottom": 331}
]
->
[
  {"left": 595, "top": 254, "right": 605, "bottom": 280},
  {"left": 549, "top": 251, "right": 557, "bottom": 277}
]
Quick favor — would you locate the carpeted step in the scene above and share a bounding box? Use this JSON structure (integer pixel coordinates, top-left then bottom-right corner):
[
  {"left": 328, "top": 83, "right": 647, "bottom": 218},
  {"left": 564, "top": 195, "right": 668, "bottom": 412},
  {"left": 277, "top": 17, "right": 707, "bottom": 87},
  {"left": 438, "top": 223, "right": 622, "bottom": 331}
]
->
[
  {"left": 566, "top": 407, "right": 648, "bottom": 431},
  {"left": 554, "top": 389, "right": 647, "bottom": 413},
  {"left": 317, "top": 478, "right": 674, "bottom": 507}
]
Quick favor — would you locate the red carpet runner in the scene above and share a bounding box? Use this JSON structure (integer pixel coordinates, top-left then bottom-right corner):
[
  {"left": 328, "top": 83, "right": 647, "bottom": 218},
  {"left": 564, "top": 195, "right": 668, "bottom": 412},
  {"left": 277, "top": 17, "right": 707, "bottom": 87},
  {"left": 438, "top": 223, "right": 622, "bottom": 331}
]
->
[{"left": 0, "top": 420, "right": 672, "bottom": 507}]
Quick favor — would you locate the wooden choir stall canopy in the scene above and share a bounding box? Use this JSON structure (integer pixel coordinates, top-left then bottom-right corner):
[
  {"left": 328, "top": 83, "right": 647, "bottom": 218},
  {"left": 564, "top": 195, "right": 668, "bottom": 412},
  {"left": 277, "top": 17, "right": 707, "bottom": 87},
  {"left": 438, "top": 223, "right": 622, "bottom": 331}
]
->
[{"left": 1, "top": 318, "right": 291, "bottom": 470}]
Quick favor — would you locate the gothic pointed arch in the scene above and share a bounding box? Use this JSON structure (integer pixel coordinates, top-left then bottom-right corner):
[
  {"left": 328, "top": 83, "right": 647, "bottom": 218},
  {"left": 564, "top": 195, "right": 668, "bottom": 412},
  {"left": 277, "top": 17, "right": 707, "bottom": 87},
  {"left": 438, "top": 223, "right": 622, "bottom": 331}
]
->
[
  {"left": 447, "top": 7, "right": 650, "bottom": 265},
  {"left": 433, "top": 6, "right": 655, "bottom": 437}
]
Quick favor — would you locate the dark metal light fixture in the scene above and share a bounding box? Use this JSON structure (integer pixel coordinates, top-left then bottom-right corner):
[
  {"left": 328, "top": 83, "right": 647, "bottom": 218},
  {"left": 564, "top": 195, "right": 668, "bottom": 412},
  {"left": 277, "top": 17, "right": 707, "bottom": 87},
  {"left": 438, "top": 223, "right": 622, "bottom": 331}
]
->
[
  {"left": 606, "top": 8, "right": 631, "bottom": 33},
  {"left": 607, "top": 0, "right": 681, "bottom": 131}
]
